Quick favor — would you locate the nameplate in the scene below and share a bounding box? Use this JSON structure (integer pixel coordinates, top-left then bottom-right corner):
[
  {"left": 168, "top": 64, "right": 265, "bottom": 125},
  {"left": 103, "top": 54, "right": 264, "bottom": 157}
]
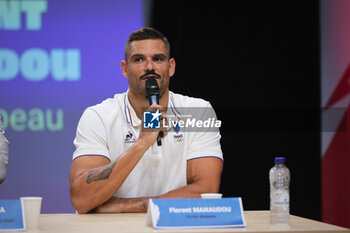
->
[
  {"left": 146, "top": 198, "right": 245, "bottom": 229},
  {"left": 0, "top": 200, "right": 25, "bottom": 231}
]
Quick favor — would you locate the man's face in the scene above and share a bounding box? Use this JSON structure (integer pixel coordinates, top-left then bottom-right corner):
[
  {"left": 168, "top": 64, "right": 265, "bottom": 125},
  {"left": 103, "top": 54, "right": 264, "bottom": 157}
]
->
[{"left": 121, "top": 39, "right": 175, "bottom": 98}]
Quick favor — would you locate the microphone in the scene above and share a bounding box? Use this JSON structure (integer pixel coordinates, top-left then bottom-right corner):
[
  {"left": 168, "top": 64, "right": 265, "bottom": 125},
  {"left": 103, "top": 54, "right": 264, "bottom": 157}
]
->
[{"left": 145, "top": 78, "right": 163, "bottom": 146}]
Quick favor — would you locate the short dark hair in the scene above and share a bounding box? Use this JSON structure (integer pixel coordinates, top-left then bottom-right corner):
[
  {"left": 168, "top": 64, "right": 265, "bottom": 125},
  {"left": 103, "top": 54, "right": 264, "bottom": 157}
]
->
[{"left": 124, "top": 27, "right": 171, "bottom": 61}]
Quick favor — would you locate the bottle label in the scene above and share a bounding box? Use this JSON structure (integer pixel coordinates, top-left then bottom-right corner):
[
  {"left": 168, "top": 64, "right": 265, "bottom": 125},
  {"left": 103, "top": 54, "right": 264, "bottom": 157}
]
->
[{"left": 272, "top": 192, "right": 289, "bottom": 210}]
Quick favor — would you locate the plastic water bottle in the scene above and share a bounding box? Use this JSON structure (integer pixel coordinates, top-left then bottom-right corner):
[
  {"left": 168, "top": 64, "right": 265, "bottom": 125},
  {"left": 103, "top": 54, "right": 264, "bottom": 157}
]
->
[{"left": 269, "top": 157, "right": 290, "bottom": 225}]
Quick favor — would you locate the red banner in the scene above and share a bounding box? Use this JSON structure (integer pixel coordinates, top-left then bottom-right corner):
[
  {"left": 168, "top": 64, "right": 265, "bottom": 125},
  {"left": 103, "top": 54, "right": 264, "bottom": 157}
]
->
[{"left": 322, "top": 0, "right": 350, "bottom": 228}]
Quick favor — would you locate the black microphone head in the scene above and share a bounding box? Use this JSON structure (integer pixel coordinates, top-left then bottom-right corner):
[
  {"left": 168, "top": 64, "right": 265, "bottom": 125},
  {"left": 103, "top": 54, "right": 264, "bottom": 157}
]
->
[{"left": 145, "top": 78, "right": 159, "bottom": 98}]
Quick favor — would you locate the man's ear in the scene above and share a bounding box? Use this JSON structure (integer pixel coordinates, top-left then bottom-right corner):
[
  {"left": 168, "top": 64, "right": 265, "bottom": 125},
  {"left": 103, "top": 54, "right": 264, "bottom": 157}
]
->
[
  {"left": 169, "top": 58, "right": 176, "bottom": 77},
  {"left": 121, "top": 60, "right": 128, "bottom": 78}
]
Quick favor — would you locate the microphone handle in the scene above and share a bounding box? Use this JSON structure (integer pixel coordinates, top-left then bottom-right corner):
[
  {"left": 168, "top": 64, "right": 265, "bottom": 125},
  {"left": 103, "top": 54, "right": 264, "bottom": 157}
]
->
[
  {"left": 157, "top": 132, "right": 163, "bottom": 146},
  {"left": 148, "top": 95, "right": 159, "bottom": 105},
  {"left": 148, "top": 94, "right": 162, "bottom": 146}
]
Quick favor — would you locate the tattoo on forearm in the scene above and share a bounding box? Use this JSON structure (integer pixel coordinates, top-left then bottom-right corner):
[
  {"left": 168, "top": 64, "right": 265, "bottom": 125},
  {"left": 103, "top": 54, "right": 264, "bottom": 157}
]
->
[
  {"left": 131, "top": 198, "right": 148, "bottom": 211},
  {"left": 140, "top": 200, "right": 147, "bottom": 211},
  {"left": 187, "top": 175, "right": 196, "bottom": 184},
  {"left": 86, "top": 161, "right": 116, "bottom": 184}
]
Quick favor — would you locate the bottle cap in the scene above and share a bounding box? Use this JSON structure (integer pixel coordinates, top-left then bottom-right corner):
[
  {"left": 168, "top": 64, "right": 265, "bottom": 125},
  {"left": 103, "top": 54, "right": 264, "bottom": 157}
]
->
[{"left": 274, "top": 157, "right": 285, "bottom": 163}]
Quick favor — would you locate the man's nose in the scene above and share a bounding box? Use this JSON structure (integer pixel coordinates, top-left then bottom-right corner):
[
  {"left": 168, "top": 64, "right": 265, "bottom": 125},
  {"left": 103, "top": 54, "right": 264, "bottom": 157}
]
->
[{"left": 145, "top": 58, "right": 155, "bottom": 71}]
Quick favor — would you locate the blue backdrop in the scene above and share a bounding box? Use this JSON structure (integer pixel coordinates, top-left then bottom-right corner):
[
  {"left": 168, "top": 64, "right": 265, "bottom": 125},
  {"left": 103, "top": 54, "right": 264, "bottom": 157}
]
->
[{"left": 0, "top": 0, "right": 143, "bottom": 213}]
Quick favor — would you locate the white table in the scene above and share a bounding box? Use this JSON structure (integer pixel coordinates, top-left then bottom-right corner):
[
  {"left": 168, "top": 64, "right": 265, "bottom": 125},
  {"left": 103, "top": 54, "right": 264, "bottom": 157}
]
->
[{"left": 26, "top": 211, "right": 350, "bottom": 233}]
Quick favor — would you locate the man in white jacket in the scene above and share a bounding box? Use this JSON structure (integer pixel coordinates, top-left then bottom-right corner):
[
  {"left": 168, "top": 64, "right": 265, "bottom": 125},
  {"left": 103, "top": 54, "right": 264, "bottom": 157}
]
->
[{"left": 69, "top": 28, "right": 223, "bottom": 213}]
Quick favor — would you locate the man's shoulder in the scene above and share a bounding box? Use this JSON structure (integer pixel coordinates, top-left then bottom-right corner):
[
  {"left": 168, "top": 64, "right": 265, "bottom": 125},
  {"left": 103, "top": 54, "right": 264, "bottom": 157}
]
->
[{"left": 170, "top": 92, "right": 210, "bottom": 108}]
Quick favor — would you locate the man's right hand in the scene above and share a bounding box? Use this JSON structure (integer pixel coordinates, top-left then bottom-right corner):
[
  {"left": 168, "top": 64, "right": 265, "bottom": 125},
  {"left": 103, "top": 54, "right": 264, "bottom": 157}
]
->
[{"left": 137, "top": 103, "right": 168, "bottom": 148}]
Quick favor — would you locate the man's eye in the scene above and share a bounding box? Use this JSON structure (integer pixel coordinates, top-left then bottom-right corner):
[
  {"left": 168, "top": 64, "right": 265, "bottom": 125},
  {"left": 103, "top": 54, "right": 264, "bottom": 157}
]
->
[
  {"left": 153, "top": 56, "right": 165, "bottom": 62},
  {"left": 132, "top": 57, "right": 144, "bottom": 62}
]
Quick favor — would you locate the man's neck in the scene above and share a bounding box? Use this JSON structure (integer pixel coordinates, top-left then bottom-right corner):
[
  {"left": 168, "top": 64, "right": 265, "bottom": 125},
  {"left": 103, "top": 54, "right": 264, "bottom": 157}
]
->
[{"left": 127, "top": 90, "right": 169, "bottom": 120}]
